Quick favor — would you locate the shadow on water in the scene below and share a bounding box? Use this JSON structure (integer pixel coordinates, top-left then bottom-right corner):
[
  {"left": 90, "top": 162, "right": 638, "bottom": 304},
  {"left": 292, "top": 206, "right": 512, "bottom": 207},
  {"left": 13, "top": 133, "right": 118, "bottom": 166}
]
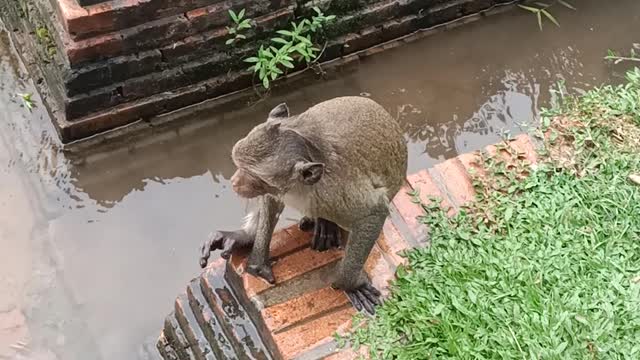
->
[{"left": 1, "top": 0, "right": 639, "bottom": 358}]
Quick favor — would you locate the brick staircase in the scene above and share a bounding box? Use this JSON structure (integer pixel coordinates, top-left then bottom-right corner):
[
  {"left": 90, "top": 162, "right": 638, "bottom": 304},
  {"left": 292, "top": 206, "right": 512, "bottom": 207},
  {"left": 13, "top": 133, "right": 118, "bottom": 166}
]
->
[{"left": 156, "top": 134, "right": 539, "bottom": 359}]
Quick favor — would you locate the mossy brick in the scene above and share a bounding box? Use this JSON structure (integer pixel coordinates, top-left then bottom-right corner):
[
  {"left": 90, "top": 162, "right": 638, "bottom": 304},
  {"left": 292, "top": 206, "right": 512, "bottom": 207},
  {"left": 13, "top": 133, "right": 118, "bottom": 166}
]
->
[
  {"left": 461, "top": 0, "right": 495, "bottom": 13},
  {"left": 160, "top": 7, "right": 293, "bottom": 64},
  {"left": 343, "top": 26, "right": 382, "bottom": 55},
  {"left": 63, "top": 0, "right": 297, "bottom": 66},
  {"left": 58, "top": 81, "right": 210, "bottom": 140},
  {"left": 64, "top": 50, "right": 162, "bottom": 96}
]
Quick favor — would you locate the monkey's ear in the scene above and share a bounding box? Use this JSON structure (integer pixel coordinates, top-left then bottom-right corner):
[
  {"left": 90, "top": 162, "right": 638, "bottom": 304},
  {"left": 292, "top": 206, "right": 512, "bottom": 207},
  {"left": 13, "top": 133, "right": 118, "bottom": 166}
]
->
[
  {"left": 295, "top": 162, "right": 324, "bottom": 185},
  {"left": 268, "top": 103, "right": 289, "bottom": 119}
]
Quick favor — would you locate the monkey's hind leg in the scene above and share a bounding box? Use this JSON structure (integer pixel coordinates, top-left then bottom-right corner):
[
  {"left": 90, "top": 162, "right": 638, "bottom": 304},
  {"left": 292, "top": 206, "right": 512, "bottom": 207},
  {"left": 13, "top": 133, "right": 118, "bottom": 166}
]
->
[
  {"left": 332, "top": 205, "right": 387, "bottom": 315},
  {"left": 298, "top": 217, "right": 342, "bottom": 252}
]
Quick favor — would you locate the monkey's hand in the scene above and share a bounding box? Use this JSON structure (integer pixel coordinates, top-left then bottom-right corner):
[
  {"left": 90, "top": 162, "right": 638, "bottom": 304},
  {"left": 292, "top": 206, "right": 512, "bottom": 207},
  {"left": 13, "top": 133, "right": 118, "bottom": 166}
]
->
[
  {"left": 299, "top": 217, "right": 342, "bottom": 252},
  {"left": 333, "top": 281, "right": 382, "bottom": 315},
  {"left": 199, "top": 230, "right": 253, "bottom": 268}
]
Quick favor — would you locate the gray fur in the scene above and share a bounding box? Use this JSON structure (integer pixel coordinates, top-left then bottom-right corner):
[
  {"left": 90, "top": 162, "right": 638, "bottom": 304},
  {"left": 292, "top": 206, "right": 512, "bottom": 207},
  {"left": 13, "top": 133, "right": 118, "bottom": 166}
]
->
[{"left": 202, "top": 96, "right": 408, "bottom": 314}]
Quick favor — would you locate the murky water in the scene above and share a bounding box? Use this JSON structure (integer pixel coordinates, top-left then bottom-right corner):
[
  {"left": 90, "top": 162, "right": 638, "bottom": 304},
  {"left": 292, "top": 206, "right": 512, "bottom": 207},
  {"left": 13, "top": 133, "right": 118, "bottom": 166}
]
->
[{"left": 1, "top": 0, "right": 638, "bottom": 358}]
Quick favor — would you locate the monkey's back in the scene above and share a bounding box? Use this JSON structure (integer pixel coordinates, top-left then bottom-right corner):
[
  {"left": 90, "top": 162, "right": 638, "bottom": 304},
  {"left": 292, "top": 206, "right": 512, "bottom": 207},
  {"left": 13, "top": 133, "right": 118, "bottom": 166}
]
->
[{"left": 292, "top": 96, "right": 408, "bottom": 209}]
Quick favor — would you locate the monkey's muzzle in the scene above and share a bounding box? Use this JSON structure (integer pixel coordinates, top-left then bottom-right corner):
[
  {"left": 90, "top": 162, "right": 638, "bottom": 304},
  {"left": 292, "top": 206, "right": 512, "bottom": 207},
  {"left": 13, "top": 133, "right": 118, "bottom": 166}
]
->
[{"left": 231, "top": 169, "right": 273, "bottom": 199}]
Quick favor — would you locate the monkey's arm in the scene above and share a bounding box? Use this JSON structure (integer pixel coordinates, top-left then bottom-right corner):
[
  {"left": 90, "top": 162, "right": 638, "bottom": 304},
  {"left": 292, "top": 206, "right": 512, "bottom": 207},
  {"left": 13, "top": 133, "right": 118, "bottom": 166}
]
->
[
  {"left": 246, "top": 194, "right": 284, "bottom": 284},
  {"left": 332, "top": 203, "right": 387, "bottom": 315},
  {"left": 199, "top": 208, "right": 258, "bottom": 268}
]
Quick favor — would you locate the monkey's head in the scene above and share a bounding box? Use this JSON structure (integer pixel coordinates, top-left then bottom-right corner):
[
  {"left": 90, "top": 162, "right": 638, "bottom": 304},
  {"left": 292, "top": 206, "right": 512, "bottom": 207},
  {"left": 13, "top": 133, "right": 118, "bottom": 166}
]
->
[{"left": 230, "top": 103, "right": 325, "bottom": 199}]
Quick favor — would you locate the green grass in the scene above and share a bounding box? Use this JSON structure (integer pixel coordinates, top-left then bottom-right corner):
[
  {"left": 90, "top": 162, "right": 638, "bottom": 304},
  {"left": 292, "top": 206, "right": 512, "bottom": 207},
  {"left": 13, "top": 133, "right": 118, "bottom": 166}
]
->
[{"left": 349, "top": 68, "right": 640, "bottom": 359}]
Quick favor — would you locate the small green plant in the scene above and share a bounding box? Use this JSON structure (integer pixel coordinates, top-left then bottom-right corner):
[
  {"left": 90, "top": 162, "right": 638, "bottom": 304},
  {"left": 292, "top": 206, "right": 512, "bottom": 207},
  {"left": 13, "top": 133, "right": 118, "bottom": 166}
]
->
[
  {"left": 17, "top": 92, "right": 35, "bottom": 111},
  {"left": 605, "top": 44, "right": 640, "bottom": 64},
  {"left": 243, "top": 7, "right": 335, "bottom": 89},
  {"left": 35, "top": 25, "right": 56, "bottom": 59},
  {"left": 226, "top": 9, "right": 252, "bottom": 45},
  {"left": 518, "top": 0, "right": 575, "bottom": 30}
]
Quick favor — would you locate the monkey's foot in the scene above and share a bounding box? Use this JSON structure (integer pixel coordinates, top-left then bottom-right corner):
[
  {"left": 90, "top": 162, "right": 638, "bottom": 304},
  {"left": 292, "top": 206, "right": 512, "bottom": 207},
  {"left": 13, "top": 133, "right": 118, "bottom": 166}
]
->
[
  {"left": 199, "top": 230, "right": 252, "bottom": 268},
  {"left": 337, "top": 282, "right": 382, "bottom": 315},
  {"left": 299, "top": 217, "right": 342, "bottom": 252},
  {"left": 247, "top": 262, "right": 276, "bottom": 284}
]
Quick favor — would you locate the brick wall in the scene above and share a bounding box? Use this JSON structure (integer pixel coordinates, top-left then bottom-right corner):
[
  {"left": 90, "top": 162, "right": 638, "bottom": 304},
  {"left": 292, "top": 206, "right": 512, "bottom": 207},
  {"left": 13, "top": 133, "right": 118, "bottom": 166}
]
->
[{"left": 0, "top": 0, "right": 516, "bottom": 143}]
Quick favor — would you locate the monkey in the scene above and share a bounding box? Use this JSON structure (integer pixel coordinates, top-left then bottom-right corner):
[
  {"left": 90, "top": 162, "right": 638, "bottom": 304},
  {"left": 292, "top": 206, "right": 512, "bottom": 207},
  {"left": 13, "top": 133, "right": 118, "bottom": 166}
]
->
[{"left": 199, "top": 96, "right": 408, "bottom": 315}]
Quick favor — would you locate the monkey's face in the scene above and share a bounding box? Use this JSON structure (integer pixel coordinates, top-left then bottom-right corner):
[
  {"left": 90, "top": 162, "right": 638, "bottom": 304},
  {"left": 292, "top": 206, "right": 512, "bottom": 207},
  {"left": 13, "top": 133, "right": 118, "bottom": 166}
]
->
[
  {"left": 230, "top": 120, "right": 325, "bottom": 199},
  {"left": 230, "top": 168, "right": 278, "bottom": 198}
]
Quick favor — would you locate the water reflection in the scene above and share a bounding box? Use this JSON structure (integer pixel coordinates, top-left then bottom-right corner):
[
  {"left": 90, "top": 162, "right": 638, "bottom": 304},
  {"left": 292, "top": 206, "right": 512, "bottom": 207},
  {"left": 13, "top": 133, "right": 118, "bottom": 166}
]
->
[{"left": 1, "top": 0, "right": 640, "bottom": 358}]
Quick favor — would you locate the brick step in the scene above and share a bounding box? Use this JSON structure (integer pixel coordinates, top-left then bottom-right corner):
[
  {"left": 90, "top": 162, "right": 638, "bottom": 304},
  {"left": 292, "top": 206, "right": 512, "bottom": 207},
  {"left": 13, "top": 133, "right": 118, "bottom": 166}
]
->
[{"left": 158, "top": 258, "right": 275, "bottom": 359}]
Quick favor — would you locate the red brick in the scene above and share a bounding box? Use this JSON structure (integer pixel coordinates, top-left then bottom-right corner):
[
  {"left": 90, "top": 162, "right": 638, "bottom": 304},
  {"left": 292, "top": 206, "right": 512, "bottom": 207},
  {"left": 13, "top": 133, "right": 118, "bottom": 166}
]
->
[
  {"left": 234, "top": 246, "right": 343, "bottom": 297},
  {"left": 458, "top": 151, "right": 486, "bottom": 179},
  {"left": 509, "top": 134, "right": 538, "bottom": 164},
  {"left": 185, "top": 7, "right": 209, "bottom": 19},
  {"left": 66, "top": 32, "right": 124, "bottom": 66},
  {"left": 365, "top": 245, "right": 394, "bottom": 296},
  {"left": 377, "top": 219, "right": 410, "bottom": 266},
  {"left": 407, "top": 169, "right": 454, "bottom": 215},
  {"left": 432, "top": 158, "right": 476, "bottom": 208},
  {"left": 228, "top": 225, "right": 310, "bottom": 270},
  {"left": 262, "top": 286, "right": 349, "bottom": 333},
  {"left": 391, "top": 184, "right": 423, "bottom": 235},
  {"left": 0, "top": 309, "right": 29, "bottom": 356},
  {"left": 273, "top": 307, "right": 356, "bottom": 359},
  {"left": 55, "top": 0, "right": 290, "bottom": 40}
]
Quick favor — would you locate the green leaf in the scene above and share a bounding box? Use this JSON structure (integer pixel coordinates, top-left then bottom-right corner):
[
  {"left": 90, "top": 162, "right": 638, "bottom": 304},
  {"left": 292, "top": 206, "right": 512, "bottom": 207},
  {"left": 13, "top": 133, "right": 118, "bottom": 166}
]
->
[
  {"left": 238, "top": 8, "right": 245, "bottom": 20},
  {"left": 270, "top": 71, "right": 278, "bottom": 80},
  {"left": 557, "top": 0, "right": 576, "bottom": 10},
  {"left": 244, "top": 57, "right": 260, "bottom": 63},
  {"left": 541, "top": 9, "right": 560, "bottom": 27},
  {"left": 279, "top": 59, "right": 294, "bottom": 68},
  {"left": 236, "top": 34, "right": 246, "bottom": 40},
  {"left": 228, "top": 9, "right": 238, "bottom": 23},
  {"left": 271, "top": 37, "right": 289, "bottom": 45},
  {"left": 505, "top": 207, "right": 514, "bottom": 222},
  {"left": 225, "top": 38, "right": 234, "bottom": 45},
  {"left": 277, "top": 29, "right": 294, "bottom": 37},
  {"left": 262, "top": 76, "right": 270, "bottom": 89},
  {"left": 518, "top": 5, "right": 541, "bottom": 13}
]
